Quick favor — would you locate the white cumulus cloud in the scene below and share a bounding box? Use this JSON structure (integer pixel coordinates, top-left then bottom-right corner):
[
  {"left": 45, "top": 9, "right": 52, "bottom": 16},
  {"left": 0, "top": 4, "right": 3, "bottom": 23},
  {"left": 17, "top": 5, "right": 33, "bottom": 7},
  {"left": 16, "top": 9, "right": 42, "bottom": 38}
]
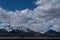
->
[{"left": 0, "top": 0, "right": 60, "bottom": 33}]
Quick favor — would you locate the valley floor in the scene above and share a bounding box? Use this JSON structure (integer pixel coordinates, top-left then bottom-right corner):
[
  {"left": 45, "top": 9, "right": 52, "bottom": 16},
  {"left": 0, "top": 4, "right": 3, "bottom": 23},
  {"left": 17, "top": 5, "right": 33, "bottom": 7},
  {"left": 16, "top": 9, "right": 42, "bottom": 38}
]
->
[{"left": 0, "top": 37, "right": 60, "bottom": 39}]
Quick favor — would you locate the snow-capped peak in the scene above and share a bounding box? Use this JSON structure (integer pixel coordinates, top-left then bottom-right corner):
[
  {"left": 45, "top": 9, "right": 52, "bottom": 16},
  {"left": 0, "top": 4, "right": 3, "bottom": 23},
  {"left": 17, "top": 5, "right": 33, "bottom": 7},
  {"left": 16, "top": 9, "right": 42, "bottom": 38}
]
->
[{"left": 0, "top": 23, "right": 31, "bottom": 32}]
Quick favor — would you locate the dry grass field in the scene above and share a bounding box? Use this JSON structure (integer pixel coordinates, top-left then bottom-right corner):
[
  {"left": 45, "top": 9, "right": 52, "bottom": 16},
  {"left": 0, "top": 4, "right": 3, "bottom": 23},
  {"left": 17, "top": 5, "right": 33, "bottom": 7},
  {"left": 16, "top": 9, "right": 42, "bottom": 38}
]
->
[{"left": 0, "top": 37, "right": 59, "bottom": 39}]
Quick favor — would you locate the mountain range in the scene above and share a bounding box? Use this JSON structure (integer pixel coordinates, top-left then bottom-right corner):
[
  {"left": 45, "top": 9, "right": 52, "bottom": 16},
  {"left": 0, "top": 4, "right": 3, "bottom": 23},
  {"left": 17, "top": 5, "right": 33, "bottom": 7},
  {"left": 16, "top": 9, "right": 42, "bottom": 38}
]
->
[{"left": 0, "top": 25, "right": 60, "bottom": 37}]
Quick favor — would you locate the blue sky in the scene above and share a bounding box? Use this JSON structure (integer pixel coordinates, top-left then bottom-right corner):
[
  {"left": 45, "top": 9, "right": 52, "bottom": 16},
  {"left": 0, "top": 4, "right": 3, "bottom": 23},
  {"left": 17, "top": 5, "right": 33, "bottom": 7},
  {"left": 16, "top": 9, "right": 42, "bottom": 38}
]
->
[
  {"left": 0, "top": 0, "right": 37, "bottom": 11},
  {"left": 0, "top": 0, "right": 60, "bottom": 33}
]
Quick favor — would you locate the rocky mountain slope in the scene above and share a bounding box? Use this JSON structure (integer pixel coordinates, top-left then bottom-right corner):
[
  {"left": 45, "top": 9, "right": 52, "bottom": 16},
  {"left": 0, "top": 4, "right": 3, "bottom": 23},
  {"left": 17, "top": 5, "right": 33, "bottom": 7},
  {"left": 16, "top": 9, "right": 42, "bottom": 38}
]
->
[{"left": 0, "top": 25, "right": 60, "bottom": 37}]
